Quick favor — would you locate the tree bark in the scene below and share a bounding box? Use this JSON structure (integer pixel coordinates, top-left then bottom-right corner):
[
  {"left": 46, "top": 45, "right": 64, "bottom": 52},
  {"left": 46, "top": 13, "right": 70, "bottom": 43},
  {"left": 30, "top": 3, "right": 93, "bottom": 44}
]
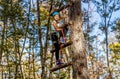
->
[{"left": 69, "top": 0, "right": 89, "bottom": 79}]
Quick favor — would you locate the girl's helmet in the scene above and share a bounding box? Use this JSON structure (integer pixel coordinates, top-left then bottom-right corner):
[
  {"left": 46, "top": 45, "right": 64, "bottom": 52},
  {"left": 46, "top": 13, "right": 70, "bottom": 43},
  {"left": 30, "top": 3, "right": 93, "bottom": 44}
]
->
[{"left": 52, "top": 11, "right": 60, "bottom": 17}]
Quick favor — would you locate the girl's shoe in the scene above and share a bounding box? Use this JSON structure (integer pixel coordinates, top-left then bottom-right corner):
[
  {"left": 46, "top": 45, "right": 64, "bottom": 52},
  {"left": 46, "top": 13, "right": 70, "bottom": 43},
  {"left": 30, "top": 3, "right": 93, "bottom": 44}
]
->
[
  {"left": 56, "top": 60, "right": 63, "bottom": 65},
  {"left": 60, "top": 38, "right": 66, "bottom": 43}
]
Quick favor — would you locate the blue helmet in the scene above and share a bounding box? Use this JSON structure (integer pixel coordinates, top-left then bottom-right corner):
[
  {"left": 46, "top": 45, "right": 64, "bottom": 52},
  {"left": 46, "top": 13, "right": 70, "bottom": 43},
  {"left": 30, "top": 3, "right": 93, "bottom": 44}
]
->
[{"left": 52, "top": 11, "right": 60, "bottom": 17}]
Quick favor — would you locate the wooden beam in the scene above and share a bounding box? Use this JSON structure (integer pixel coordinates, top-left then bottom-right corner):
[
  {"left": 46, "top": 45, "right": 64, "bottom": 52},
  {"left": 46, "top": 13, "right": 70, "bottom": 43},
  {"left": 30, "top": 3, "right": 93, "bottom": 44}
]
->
[
  {"left": 50, "top": 41, "right": 72, "bottom": 53},
  {"left": 50, "top": 62, "right": 72, "bottom": 72}
]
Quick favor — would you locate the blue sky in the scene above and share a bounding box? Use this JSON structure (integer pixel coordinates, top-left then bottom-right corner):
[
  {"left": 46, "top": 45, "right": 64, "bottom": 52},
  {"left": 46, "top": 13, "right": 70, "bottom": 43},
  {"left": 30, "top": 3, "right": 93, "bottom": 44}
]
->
[{"left": 82, "top": 1, "right": 120, "bottom": 76}]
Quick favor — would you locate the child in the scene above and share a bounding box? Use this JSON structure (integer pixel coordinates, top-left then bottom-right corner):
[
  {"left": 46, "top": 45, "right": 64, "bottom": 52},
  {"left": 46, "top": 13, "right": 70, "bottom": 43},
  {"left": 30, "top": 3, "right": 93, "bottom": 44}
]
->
[{"left": 51, "top": 11, "right": 69, "bottom": 65}]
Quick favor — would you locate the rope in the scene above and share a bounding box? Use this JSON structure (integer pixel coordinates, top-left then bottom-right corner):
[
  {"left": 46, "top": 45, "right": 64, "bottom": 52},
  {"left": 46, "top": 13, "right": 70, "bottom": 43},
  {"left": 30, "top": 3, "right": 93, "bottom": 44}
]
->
[
  {"left": 60, "top": 44, "right": 63, "bottom": 58},
  {"left": 61, "top": 29, "right": 65, "bottom": 38},
  {"left": 59, "top": 29, "right": 66, "bottom": 59}
]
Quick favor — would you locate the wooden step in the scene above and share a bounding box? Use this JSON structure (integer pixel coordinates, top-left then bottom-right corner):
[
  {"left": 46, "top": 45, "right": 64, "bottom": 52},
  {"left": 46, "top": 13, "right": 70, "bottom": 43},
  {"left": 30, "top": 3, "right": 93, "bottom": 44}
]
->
[
  {"left": 50, "top": 62, "right": 72, "bottom": 72},
  {"left": 50, "top": 41, "right": 72, "bottom": 53}
]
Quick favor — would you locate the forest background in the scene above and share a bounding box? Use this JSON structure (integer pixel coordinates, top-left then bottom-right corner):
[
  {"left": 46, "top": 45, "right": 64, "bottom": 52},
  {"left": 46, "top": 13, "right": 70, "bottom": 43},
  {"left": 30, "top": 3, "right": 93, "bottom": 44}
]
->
[{"left": 0, "top": 0, "right": 120, "bottom": 79}]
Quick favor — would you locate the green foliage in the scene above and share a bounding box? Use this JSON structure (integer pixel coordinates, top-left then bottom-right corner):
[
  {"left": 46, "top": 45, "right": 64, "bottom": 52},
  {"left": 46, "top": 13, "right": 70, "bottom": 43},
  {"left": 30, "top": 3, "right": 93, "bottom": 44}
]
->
[
  {"left": 109, "top": 42, "right": 120, "bottom": 55},
  {"left": 54, "top": 71, "right": 69, "bottom": 79},
  {"left": 109, "top": 22, "right": 120, "bottom": 61},
  {"left": 0, "top": 0, "right": 119, "bottom": 79},
  {"left": 109, "top": 42, "right": 120, "bottom": 78}
]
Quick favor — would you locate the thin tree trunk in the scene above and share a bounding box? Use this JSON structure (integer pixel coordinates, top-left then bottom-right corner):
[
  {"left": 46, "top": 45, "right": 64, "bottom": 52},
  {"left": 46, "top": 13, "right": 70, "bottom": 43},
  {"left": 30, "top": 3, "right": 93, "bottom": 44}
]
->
[
  {"left": 104, "top": 2, "right": 112, "bottom": 79},
  {"left": 33, "top": 36, "right": 36, "bottom": 79},
  {"left": 42, "top": 0, "right": 53, "bottom": 78},
  {"left": 0, "top": 16, "right": 7, "bottom": 79},
  {"left": 11, "top": 10, "right": 18, "bottom": 79},
  {"left": 7, "top": 47, "right": 11, "bottom": 79},
  {"left": 13, "top": 20, "right": 19, "bottom": 79},
  {"left": 27, "top": 0, "right": 31, "bottom": 79},
  {"left": 5, "top": 21, "right": 11, "bottom": 79},
  {"left": 49, "top": 52, "right": 54, "bottom": 79},
  {"left": 0, "top": 17, "right": 6, "bottom": 63},
  {"left": 29, "top": 40, "right": 32, "bottom": 79},
  {"left": 18, "top": 44, "right": 24, "bottom": 79},
  {"left": 104, "top": 5, "right": 109, "bottom": 68},
  {"left": 69, "top": 0, "right": 89, "bottom": 79},
  {"left": 1, "top": 66, "right": 3, "bottom": 79},
  {"left": 10, "top": 0, "right": 18, "bottom": 78},
  {"left": 36, "top": 0, "right": 44, "bottom": 79}
]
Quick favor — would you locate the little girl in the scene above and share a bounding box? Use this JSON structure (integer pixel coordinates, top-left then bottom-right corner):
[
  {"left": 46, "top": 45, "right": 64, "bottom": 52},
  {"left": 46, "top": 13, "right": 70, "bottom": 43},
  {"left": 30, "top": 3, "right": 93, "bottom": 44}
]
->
[{"left": 51, "top": 11, "right": 69, "bottom": 65}]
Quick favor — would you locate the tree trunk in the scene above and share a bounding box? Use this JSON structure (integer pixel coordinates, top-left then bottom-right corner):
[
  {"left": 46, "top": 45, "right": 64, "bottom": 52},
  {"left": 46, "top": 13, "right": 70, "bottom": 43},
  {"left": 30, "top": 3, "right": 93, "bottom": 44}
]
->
[
  {"left": 28, "top": 28, "right": 31, "bottom": 78},
  {"left": 69, "top": 0, "right": 89, "bottom": 79},
  {"left": 32, "top": 37, "right": 36, "bottom": 79},
  {"left": 0, "top": 17, "right": 6, "bottom": 63},
  {"left": 36, "top": 0, "right": 44, "bottom": 79}
]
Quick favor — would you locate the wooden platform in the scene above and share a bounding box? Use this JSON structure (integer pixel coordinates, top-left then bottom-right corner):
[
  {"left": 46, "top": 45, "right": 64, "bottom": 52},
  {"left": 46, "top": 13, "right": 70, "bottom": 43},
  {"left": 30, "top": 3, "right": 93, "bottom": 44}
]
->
[
  {"left": 50, "top": 41, "right": 72, "bottom": 53},
  {"left": 50, "top": 62, "right": 72, "bottom": 72}
]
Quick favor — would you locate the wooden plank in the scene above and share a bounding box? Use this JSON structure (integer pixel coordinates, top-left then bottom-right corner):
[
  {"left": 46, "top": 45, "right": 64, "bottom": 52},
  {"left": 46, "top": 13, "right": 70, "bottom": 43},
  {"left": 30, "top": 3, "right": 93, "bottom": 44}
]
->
[
  {"left": 50, "top": 41, "right": 72, "bottom": 53},
  {"left": 50, "top": 62, "right": 72, "bottom": 72}
]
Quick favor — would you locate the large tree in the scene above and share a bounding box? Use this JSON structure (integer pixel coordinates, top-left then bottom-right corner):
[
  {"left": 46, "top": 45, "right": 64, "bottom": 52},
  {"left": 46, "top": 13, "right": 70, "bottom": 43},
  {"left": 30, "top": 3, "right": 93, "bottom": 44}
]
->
[{"left": 69, "top": 0, "right": 89, "bottom": 79}]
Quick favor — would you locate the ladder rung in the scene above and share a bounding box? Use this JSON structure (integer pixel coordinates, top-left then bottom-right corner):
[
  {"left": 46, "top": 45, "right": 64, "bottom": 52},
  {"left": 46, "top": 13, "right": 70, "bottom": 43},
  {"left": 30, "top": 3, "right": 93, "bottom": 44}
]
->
[
  {"left": 50, "top": 41, "right": 72, "bottom": 53},
  {"left": 50, "top": 62, "right": 72, "bottom": 72}
]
